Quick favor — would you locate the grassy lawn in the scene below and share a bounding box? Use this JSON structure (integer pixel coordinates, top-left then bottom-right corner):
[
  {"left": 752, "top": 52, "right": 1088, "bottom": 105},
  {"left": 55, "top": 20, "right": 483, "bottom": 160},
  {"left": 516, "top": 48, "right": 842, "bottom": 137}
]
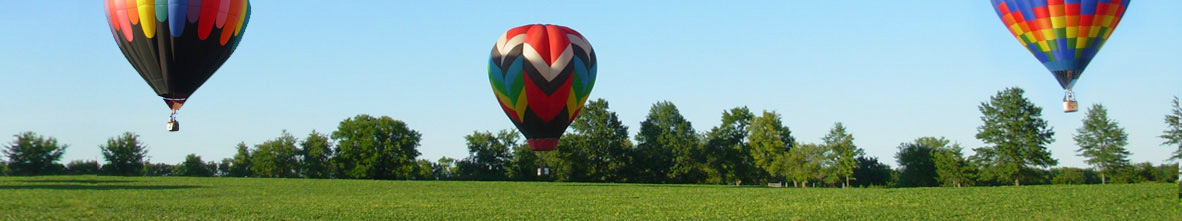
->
[{"left": 0, "top": 175, "right": 1177, "bottom": 220}]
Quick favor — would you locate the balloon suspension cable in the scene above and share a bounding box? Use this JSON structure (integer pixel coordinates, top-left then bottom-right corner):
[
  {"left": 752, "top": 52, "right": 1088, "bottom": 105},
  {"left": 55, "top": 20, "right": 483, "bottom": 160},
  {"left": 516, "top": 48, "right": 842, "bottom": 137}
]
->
[
  {"left": 1063, "top": 89, "right": 1076, "bottom": 102},
  {"left": 169, "top": 109, "right": 178, "bottom": 122}
]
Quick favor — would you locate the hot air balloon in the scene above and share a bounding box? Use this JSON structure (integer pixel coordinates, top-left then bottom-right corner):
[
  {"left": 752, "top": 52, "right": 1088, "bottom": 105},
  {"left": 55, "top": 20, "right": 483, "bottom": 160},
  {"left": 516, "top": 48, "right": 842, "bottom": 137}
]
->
[
  {"left": 989, "top": 0, "right": 1130, "bottom": 112},
  {"left": 104, "top": 0, "right": 252, "bottom": 131},
  {"left": 488, "top": 24, "right": 597, "bottom": 151}
]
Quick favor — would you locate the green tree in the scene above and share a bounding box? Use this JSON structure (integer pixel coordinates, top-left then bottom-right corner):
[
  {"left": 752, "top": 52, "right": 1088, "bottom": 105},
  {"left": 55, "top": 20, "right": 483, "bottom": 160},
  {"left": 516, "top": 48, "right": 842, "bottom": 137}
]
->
[
  {"left": 851, "top": 156, "right": 892, "bottom": 187},
  {"left": 332, "top": 114, "right": 422, "bottom": 180},
  {"left": 205, "top": 161, "right": 220, "bottom": 177},
  {"left": 932, "top": 142, "right": 975, "bottom": 187},
  {"left": 0, "top": 161, "right": 7, "bottom": 176},
  {"left": 701, "top": 107, "right": 755, "bottom": 185},
  {"left": 65, "top": 160, "right": 100, "bottom": 175},
  {"left": 1051, "top": 167, "right": 1087, "bottom": 184},
  {"left": 217, "top": 159, "right": 231, "bottom": 176},
  {"left": 226, "top": 142, "right": 253, "bottom": 177},
  {"left": 433, "top": 157, "right": 459, "bottom": 180},
  {"left": 458, "top": 130, "right": 517, "bottom": 180},
  {"left": 144, "top": 162, "right": 175, "bottom": 176},
  {"left": 823, "top": 122, "right": 862, "bottom": 188},
  {"left": 174, "top": 154, "right": 214, "bottom": 177},
  {"left": 1164, "top": 96, "right": 1182, "bottom": 161},
  {"left": 507, "top": 142, "right": 539, "bottom": 181},
  {"left": 3, "top": 132, "right": 67, "bottom": 176},
  {"left": 896, "top": 141, "right": 937, "bottom": 187},
  {"left": 252, "top": 131, "right": 302, "bottom": 178},
  {"left": 549, "top": 99, "right": 634, "bottom": 182},
  {"left": 974, "top": 87, "right": 1058, "bottom": 186},
  {"left": 1073, "top": 104, "right": 1130, "bottom": 184},
  {"left": 748, "top": 110, "right": 794, "bottom": 185},
  {"left": 1161, "top": 97, "right": 1182, "bottom": 196},
  {"left": 412, "top": 159, "right": 434, "bottom": 180},
  {"left": 635, "top": 101, "right": 702, "bottom": 183},
  {"left": 301, "top": 131, "right": 333, "bottom": 178},
  {"left": 99, "top": 132, "right": 147, "bottom": 176},
  {"left": 784, "top": 142, "right": 824, "bottom": 187}
]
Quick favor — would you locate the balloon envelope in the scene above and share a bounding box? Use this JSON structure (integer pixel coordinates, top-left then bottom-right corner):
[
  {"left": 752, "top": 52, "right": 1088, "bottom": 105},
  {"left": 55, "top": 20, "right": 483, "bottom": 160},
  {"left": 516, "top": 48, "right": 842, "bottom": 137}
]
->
[
  {"left": 104, "top": 0, "right": 252, "bottom": 110},
  {"left": 488, "top": 24, "right": 597, "bottom": 151},
  {"left": 989, "top": 0, "right": 1130, "bottom": 89}
]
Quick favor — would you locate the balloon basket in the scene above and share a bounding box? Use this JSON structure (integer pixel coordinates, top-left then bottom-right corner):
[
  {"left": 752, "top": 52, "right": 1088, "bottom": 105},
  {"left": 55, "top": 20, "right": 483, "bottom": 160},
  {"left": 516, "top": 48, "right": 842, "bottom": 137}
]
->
[
  {"left": 167, "top": 120, "right": 180, "bottom": 132},
  {"left": 1063, "top": 90, "right": 1078, "bottom": 113}
]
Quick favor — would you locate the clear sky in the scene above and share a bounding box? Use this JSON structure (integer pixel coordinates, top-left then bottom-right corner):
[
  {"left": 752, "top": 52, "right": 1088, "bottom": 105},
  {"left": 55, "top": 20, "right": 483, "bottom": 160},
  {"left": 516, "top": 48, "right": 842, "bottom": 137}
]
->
[{"left": 1, "top": 1, "right": 1179, "bottom": 167}]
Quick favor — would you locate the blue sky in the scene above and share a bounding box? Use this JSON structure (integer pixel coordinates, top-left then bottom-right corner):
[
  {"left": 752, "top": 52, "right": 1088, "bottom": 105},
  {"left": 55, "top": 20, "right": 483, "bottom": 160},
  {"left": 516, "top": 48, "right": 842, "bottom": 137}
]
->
[{"left": 1, "top": 1, "right": 1179, "bottom": 167}]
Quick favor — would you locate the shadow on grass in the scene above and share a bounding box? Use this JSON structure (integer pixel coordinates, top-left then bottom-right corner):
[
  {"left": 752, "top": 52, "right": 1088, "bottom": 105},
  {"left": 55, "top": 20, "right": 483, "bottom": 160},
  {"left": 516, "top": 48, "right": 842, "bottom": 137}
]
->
[
  {"left": 19, "top": 179, "right": 137, "bottom": 185},
  {"left": 0, "top": 184, "right": 203, "bottom": 190}
]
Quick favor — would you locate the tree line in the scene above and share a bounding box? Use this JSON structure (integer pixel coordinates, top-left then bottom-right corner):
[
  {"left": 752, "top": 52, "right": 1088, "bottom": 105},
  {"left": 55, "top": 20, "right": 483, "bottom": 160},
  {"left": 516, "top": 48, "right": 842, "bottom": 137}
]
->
[{"left": 3, "top": 87, "right": 1181, "bottom": 188}]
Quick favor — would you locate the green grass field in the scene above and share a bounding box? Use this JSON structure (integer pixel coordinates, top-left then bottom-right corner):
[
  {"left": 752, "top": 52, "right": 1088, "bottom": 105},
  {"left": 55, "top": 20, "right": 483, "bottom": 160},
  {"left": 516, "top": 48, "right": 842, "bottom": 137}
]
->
[{"left": 0, "top": 176, "right": 1177, "bottom": 220}]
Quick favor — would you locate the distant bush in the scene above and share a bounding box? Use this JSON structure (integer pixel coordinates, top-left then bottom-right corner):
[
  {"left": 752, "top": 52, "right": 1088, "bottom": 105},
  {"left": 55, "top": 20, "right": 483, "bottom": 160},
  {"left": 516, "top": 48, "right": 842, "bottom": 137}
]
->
[
  {"left": 144, "top": 162, "right": 175, "bottom": 176},
  {"left": 1051, "top": 168, "right": 1087, "bottom": 185},
  {"left": 174, "top": 154, "right": 214, "bottom": 177},
  {"left": 65, "top": 160, "right": 100, "bottom": 175}
]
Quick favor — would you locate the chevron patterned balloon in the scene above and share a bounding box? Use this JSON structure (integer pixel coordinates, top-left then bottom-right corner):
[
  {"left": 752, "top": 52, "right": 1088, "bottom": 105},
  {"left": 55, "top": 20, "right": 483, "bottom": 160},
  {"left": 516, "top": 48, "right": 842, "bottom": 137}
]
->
[{"left": 488, "top": 24, "right": 597, "bottom": 151}]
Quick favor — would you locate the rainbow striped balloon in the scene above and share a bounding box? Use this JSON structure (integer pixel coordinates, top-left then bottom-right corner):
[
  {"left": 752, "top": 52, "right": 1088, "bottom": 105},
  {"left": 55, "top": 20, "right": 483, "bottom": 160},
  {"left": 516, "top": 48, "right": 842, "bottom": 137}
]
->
[
  {"left": 103, "top": 0, "right": 251, "bottom": 111},
  {"left": 105, "top": 0, "right": 250, "bottom": 46},
  {"left": 989, "top": 0, "right": 1130, "bottom": 89},
  {"left": 488, "top": 24, "right": 597, "bottom": 151}
]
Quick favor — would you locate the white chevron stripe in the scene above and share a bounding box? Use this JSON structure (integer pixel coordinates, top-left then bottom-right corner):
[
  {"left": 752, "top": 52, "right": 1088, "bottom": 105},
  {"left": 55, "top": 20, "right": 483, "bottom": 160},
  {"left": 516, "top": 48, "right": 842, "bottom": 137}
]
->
[
  {"left": 567, "top": 34, "right": 594, "bottom": 62},
  {"left": 521, "top": 44, "right": 553, "bottom": 81},
  {"left": 497, "top": 31, "right": 593, "bottom": 83},
  {"left": 495, "top": 33, "right": 526, "bottom": 64}
]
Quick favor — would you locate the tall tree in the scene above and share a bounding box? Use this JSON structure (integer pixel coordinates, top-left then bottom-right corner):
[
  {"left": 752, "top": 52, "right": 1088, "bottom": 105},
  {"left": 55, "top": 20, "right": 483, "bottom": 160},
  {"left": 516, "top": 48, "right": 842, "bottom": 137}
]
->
[
  {"left": 1074, "top": 104, "right": 1130, "bottom": 184},
  {"left": 226, "top": 142, "right": 253, "bottom": 177},
  {"left": 932, "top": 142, "right": 974, "bottom": 187},
  {"left": 3, "top": 132, "right": 67, "bottom": 176},
  {"left": 332, "top": 114, "right": 422, "bottom": 180},
  {"left": 558, "top": 99, "right": 634, "bottom": 182},
  {"left": 823, "top": 122, "right": 862, "bottom": 188},
  {"left": 458, "top": 130, "right": 517, "bottom": 180},
  {"left": 702, "top": 107, "right": 755, "bottom": 185},
  {"left": 747, "top": 110, "right": 794, "bottom": 185},
  {"left": 1161, "top": 97, "right": 1182, "bottom": 191},
  {"left": 99, "top": 132, "right": 148, "bottom": 176},
  {"left": 174, "top": 154, "right": 214, "bottom": 177},
  {"left": 851, "top": 156, "right": 892, "bottom": 187},
  {"left": 635, "top": 101, "right": 701, "bottom": 183},
  {"left": 1162, "top": 97, "right": 1182, "bottom": 161},
  {"left": 896, "top": 138, "right": 941, "bottom": 187},
  {"left": 974, "top": 87, "right": 1058, "bottom": 186},
  {"left": 784, "top": 142, "right": 824, "bottom": 187},
  {"left": 252, "top": 131, "right": 302, "bottom": 178},
  {"left": 301, "top": 131, "right": 333, "bottom": 178}
]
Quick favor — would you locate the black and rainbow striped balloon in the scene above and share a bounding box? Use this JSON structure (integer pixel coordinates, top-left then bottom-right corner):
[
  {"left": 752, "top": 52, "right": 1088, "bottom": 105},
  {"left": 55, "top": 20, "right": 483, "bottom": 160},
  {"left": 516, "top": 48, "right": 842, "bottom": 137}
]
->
[{"left": 104, "top": 0, "right": 251, "bottom": 110}]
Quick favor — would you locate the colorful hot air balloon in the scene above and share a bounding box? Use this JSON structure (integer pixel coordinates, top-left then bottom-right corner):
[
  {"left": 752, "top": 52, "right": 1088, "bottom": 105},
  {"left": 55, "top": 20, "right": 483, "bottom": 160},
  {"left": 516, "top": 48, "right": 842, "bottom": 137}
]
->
[
  {"left": 989, "top": 0, "right": 1130, "bottom": 112},
  {"left": 103, "top": 0, "right": 252, "bottom": 131},
  {"left": 488, "top": 24, "right": 597, "bottom": 151}
]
